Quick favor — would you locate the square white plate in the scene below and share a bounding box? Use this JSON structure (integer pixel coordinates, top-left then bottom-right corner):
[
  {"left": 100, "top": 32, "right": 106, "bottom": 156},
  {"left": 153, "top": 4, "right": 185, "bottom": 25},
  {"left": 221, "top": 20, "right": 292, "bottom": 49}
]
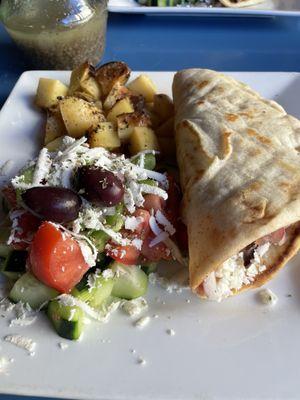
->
[
  {"left": 1, "top": 70, "right": 300, "bottom": 400},
  {"left": 108, "top": 0, "right": 300, "bottom": 16}
]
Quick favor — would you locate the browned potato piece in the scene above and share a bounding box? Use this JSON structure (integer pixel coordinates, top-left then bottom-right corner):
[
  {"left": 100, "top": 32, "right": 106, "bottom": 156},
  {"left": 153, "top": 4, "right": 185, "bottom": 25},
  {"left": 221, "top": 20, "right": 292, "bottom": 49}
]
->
[
  {"left": 36, "top": 78, "right": 68, "bottom": 109},
  {"left": 103, "top": 84, "right": 131, "bottom": 111},
  {"left": 153, "top": 94, "right": 174, "bottom": 122},
  {"left": 69, "top": 62, "right": 101, "bottom": 101},
  {"left": 129, "top": 127, "right": 159, "bottom": 155},
  {"left": 127, "top": 75, "right": 157, "bottom": 103},
  {"left": 88, "top": 123, "right": 121, "bottom": 150},
  {"left": 44, "top": 108, "right": 67, "bottom": 145},
  {"left": 107, "top": 97, "right": 134, "bottom": 125},
  {"left": 158, "top": 136, "right": 176, "bottom": 161},
  {"left": 155, "top": 117, "right": 174, "bottom": 138},
  {"left": 117, "top": 112, "right": 151, "bottom": 142},
  {"left": 59, "top": 97, "right": 105, "bottom": 138},
  {"left": 95, "top": 62, "right": 131, "bottom": 97}
]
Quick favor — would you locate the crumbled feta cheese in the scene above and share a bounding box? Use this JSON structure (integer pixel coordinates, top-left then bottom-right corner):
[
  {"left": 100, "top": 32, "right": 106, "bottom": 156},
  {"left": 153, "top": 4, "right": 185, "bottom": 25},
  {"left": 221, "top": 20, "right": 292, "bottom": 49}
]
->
[
  {"left": 102, "top": 269, "right": 115, "bottom": 280},
  {"left": 155, "top": 210, "right": 176, "bottom": 235},
  {"left": 0, "top": 356, "right": 12, "bottom": 375},
  {"left": 4, "top": 334, "right": 36, "bottom": 355},
  {"left": 140, "top": 184, "right": 168, "bottom": 200},
  {"left": 122, "top": 298, "right": 148, "bottom": 317},
  {"left": 135, "top": 316, "right": 151, "bottom": 328},
  {"left": 149, "top": 272, "right": 188, "bottom": 293},
  {"left": 125, "top": 216, "right": 143, "bottom": 231},
  {"left": 58, "top": 342, "right": 69, "bottom": 350},
  {"left": 149, "top": 231, "right": 169, "bottom": 248},
  {"left": 32, "top": 148, "right": 51, "bottom": 185},
  {"left": 149, "top": 216, "right": 163, "bottom": 236},
  {"left": 203, "top": 242, "right": 272, "bottom": 302},
  {"left": 166, "top": 329, "right": 175, "bottom": 336},
  {"left": 259, "top": 288, "right": 278, "bottom": 305}
]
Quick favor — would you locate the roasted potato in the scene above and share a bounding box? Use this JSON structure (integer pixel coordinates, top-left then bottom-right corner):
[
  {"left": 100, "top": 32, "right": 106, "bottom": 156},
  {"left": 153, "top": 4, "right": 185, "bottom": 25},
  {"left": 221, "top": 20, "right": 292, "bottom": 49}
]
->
[
  {"left": 155, "top": 117, "right": 175, "bottom": 138},
  {"left": 127, "top": 75, "right": 157, "bottom": 103},
  {"left": 59, "top": 97, "right": 105, "bottom": 138},
  {"left": 95, "top": 62, "right": 131, "bottom": 98},
  {"left": 88, "top": 123, "right": 121, "bottom": 150},
  {"left": 44, "top": 108, "right": 66, "bottom": 145},
  {"left": 153, "top": 94, "right": 174, "bottom": 123},
  {"left": 68, "top": 62, "right": 101, "bottom": 101},
  {"left": 36, "top": 78, "right": 68, "bottom": 109},
  {"left": 103, "top": 84, "right": 131, "bottom": 111},
  {"left": 117, "top": 112, "right": 151, "bottom": 142},
  {"left": 129, "top": 127, "right": 159, "bottom": 155},
  {"left": 107, "top": 97, "right": 135, "bottom": 125}
]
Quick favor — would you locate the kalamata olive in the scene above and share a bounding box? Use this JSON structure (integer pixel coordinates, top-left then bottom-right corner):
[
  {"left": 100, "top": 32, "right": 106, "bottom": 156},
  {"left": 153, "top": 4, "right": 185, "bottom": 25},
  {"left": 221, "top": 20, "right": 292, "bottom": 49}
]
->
[
  {"left": 243, "top": 242, "right": 258, "bottom": 268},
  {"left": 22, "top": 187, "right": 82, "bottom": 223},
  {"left": 76, "top": 166, "right": 124, "bottom": 206}
]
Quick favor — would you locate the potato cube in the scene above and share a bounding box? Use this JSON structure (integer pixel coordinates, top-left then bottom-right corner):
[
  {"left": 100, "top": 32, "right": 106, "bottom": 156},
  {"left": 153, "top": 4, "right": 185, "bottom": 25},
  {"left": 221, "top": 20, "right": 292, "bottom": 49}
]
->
[
  {"left": 117, "top": 112, "right": 151, "bottom": 142},
  {"left": 103, "top": 84, "right": 130, "bottom": 111},
  {"left": 68, "top": 62, "right": 91, "bottom": 95},
  {"left": 59, "top": 97, "right": 105, "bottom": 138},
  {"left": 88, "top": 123, "right": 121, "bottom": 150},
  {"left": 155, "top": 117, "right": 174, "bottom": 138},
  {"left": 44, "top": 109, "right": 66, "bottom": 145},
  {"left": 129, "top": 127, "right": 159, "bottom": 155},
  {"left": 106, "top": 98, "right": 134, "bottom": 125},
  {"left": 153, "top": 94, "right": 174, "bottom": 123},
  {"left": 45, "top": 136, "right": 65, "bottom": 152},
  {"left": 127, "top": 75, "right": 157, "bottom": 103},
  {"left": 36, "top": 78, "right": 68, "bottom": 109}
]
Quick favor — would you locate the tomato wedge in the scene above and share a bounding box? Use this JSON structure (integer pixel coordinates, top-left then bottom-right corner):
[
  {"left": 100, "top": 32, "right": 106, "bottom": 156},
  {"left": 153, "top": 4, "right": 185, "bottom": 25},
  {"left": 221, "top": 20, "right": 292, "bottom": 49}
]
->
[
  {"left": 107, "top": 244, "right": 140, "bottom": 265},
  {"left": 143, "top": 194, "right": 165, "bottom": 212},
  {"left": 141, "top": 234, "right": 172, "bottom": 262},
  {"left": 257, "top": 227, "right": 286, "bottom": 246},
  {"left": 30, "top": 222, "right": 89, "bottom": 293}
]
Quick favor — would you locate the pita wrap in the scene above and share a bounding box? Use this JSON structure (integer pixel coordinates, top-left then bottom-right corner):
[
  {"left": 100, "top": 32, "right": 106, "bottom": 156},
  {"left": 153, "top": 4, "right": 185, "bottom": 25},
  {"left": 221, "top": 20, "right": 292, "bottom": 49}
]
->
[
  {"left": 173, "top": 68, "right": 300, "bottom": 301},
  {"left": 219, "top": 0, "right": 264, "bottom": 7}
]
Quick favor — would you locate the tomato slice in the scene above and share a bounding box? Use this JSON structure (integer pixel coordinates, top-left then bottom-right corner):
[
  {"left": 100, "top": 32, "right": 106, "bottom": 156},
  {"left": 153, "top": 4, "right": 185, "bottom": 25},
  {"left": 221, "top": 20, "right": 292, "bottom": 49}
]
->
[
  {"left": 141, "top": 234, "right": 172, "bottom": 262},
  {"left": 257, "top": 227, "right": 286, "bottom": 246},
  {"left": 133, "top": 209, "right": 150, "bottom": 238},
  {"left": 107, "top": 244, "right": 140, "bottom": 265},
  {"left": 11, "top": 211, "right": 41, "bottom": 250},
  {"left": 30, "top": 222, "right": 89, "bottom": 293},
  {"left": 143, "top": 194, "right": 165, "bottom": 212}
]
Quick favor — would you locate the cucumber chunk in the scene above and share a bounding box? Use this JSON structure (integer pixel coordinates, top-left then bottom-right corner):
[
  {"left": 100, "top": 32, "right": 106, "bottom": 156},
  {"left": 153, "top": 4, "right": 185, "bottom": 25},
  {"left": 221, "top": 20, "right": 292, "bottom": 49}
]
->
[
  {"left": 105, "top": 203, "right": 124, "bottom": 231},
  {"left": 89, "top": 230, "right": 109, "bottom": 252},
  {"left": 131, "top": 153, "right": 156, "bottom": 170},
  {"left": 9, "top": 272, "right": 59, "bottom": 309},
  {"left": 1, "top": 250, "right": 27, "bottom": 280},
  {"left": 47, "top": 300, "right": 84, "bottom": 340},
  {"left": 72, "top": 270, "right": 114, "bottom": 309},
  {"left": 138, "top": 179, "right": 157, "bottom": 187},
  {"left": 141, "top": 262, "right": 157, "bottom": 275},
  {"left": 111, "top": 263, "right": 148, "bottom": 300}
]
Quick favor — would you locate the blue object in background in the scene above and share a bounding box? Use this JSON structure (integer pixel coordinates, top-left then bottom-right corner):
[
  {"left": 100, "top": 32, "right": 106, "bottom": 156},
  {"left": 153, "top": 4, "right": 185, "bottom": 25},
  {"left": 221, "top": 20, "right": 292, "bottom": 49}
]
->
[
  {"left": 0, "top": 10, "right": 300, "bottom": 400},
  {"left": 1, "top": 13, "right": 300, "bottom": 108}
]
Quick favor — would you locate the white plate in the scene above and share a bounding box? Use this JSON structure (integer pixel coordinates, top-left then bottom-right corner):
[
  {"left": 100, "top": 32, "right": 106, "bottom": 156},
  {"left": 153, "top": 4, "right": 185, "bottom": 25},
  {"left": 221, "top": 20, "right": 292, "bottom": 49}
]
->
[
  {"left": 1, "top": 70, "right": 300, "bottom": 400},
  {"left": 108, "top": 0, "right": 300, "bottom": 16}
]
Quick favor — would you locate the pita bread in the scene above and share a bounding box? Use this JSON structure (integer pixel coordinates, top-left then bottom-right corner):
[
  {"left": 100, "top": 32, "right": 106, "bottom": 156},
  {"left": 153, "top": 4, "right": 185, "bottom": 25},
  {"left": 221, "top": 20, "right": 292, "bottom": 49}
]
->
[{"left": 173, "top": 68, "right": 300, "bottom": 300}]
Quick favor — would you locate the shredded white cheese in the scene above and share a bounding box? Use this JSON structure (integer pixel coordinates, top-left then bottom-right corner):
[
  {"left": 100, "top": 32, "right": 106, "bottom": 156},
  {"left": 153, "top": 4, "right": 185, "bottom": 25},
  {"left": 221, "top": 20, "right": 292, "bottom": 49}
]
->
[
  {"left": 135, "top": 316, "right": 151, "bottom": 329},
  {"left": 4, "top": 334, "right": 36, "bottom": 355},
  {"left": 122, "top": 298, "right": 148, "bottom": 317},
  {"left": 259, "top": 288, "right": 278, "bottom": 305}
]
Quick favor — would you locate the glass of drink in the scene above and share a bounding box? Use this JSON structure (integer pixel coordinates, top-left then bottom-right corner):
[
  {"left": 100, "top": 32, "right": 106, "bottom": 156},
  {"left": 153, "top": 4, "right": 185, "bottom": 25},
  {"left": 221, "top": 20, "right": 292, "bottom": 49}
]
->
[{"left": 0, "top": 0, "right": 108, "bottom": 69}]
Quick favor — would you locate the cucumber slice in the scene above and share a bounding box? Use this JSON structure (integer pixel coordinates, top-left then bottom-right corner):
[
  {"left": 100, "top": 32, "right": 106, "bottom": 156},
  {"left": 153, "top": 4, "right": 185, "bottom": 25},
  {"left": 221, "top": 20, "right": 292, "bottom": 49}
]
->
[
  {"left": 111, "top": 263, "right": 148, "bottom": 300},
  {"left": 1, "top": 250, "right": 27, "bottom": 280},
  {"left": 141, "top": 262, "right": 157, "bottom": 275},
  {"left": 105, "top": 203, "right": 124, "bottom": 232},
  {"left": 89, "top": 230, "right": 109, "bottom": 252},
  {"left": 131, "top": 153, "right": 156, "bottom": 170},
  {"left": 9, "top": 272, "right": 59, "bottom": 309},
  {"left": 139, "top": 179, "right": 157, "bottom": 187},
  {"left": 47, "top": 300, "right": 84, "bottom": 340},
  {"left": 72, "top": 270, "right": 114, "bottom": 309}
]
